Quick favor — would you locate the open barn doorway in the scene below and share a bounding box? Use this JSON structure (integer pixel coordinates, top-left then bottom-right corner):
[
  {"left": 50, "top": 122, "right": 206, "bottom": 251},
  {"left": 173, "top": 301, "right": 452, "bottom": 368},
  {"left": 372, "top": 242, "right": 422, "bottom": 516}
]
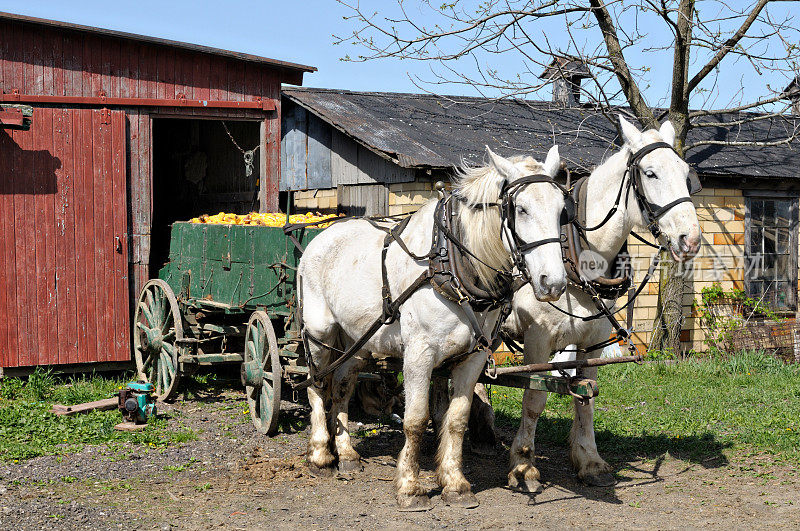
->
[{"left": 150, "top": 118, "right": 261, "bottom": 277}]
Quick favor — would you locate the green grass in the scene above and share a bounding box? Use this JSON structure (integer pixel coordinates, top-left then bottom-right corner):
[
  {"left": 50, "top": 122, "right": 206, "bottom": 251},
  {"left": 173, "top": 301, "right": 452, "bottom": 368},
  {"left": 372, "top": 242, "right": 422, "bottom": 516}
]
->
[
  {"left": 0, "top": 369, "right": 197, "bottom": 461},
  {"left": 489, "top": 351, "right": 800, "bottom": 463}
]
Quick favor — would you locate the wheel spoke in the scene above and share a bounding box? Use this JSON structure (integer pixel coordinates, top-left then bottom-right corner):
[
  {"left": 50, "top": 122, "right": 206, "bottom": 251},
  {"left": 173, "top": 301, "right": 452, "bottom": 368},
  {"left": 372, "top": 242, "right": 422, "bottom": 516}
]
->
[
  {"left": 160, "top": 349, "right": 176, "bottom": 375},
  {"left": 150, "top": 359, "right": 158, "bottom": 389},
  {"left": 158, "top": 291, "right": 170, "bottom": 326},
  {"left": 138, "top": 302, "right": 155, "bottom": 328},
  {"left": 145, "top": 290, "right": 159, "bottom": 324},
  {"left": 245, "top": 341, "right": 258, "bottom": 363},
  {"left": 162, "top": 330, "right": 175, "bottom": 342},
  {"left": 142, "top": 351, "right": 156, "bottom": 370},
  {"left": 259, "top": 385, "right": 269, "bottom": 417},
  {"left": 160, "top": 361, "right": 168, "bottom": 393},
  {"left": 248, "top": 325, "right": 257, "bottom": 349},
  {"left": 160, "top": 294, "right": 173, "bottom": 333},
  {"left": 162, "top": 342, "right": 176, "bottom": 356}
]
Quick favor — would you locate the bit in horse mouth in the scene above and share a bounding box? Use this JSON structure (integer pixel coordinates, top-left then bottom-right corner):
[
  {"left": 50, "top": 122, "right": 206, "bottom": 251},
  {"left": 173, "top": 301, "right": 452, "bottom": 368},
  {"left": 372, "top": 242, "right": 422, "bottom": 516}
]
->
[{"left": 667, "top": 240, "right": 698, "bottom": 263}]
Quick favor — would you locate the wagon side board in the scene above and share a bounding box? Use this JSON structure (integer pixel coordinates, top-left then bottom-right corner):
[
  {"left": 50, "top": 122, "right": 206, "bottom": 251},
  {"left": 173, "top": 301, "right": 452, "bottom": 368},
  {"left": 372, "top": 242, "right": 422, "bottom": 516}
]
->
[{"left": 157, "top": 222, "right": 322, "bottom": 314}]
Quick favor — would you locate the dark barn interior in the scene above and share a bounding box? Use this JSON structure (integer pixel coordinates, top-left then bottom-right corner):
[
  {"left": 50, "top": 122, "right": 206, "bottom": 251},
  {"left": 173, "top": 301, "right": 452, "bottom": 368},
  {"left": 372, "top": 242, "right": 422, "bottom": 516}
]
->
[{"left": 150, "top": 118, "right": 261, "bottom": 276}]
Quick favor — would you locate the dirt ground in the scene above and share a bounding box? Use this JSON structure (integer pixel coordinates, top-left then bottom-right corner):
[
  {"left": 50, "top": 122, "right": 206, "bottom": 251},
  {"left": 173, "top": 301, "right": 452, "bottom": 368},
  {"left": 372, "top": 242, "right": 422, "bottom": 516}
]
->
[{"left": 1, "top": 385, "right": 797, "bottom": 530}]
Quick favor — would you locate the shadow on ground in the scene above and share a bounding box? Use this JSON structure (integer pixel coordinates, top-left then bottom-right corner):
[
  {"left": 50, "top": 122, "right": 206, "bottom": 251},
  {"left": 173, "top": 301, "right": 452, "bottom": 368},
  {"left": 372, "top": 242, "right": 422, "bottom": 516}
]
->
[{"left": 346, "top": 409, "right": 731, "bottom": 507}]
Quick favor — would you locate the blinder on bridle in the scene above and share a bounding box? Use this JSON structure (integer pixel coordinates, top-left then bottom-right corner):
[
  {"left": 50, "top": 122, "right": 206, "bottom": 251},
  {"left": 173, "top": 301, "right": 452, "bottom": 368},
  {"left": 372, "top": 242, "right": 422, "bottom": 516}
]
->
[
  {"left": 498, "top": 174, "right": 576, "bottom": 279},
  {"left": 627, "top": 141, "right": 701, "bottom": 238}
]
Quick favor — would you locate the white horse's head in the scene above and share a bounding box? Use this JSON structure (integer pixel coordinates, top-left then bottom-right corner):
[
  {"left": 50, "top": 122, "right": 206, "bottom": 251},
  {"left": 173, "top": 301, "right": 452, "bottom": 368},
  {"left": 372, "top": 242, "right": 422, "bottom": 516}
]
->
[
  {"left": 486, "top": 146, "right": 567, "bottom": 301},
  {"left": 619, "top": 116, "right": 701, "bottom": 261}
]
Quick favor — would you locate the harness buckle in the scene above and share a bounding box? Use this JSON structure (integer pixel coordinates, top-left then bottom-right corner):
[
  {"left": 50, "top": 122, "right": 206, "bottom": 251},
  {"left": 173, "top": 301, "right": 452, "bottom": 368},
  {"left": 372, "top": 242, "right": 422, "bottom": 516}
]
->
[{"left": 485, "top": 353, "right": 497, "bottom": 380}]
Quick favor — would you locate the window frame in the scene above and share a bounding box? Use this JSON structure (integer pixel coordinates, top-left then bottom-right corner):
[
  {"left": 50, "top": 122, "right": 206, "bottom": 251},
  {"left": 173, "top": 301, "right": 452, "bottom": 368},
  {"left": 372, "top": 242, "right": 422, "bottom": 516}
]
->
[{"left": 743, "top": 190, "right": 799, "bottom": 313}]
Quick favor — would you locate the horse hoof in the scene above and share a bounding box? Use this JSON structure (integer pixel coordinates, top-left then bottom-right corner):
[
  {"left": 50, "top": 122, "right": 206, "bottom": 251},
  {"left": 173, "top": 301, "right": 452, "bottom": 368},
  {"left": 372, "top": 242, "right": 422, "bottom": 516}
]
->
[
  {"left": 306, "top": 463, "right": 335, "bottom": 477},
  {"left": 469, "top": 442, "right": 497, "bottom": 457},
  {"left": 442, "top": 490, "right": 479, "bottom": 509},
  {"left": 508, "top": 476, "right": 543, "bottom": 494},
  {"left": 522, "top": 478, "right": 544, "bottom": 494},
  {"left": 581, "top": 472, "right": 616, "bottom": 487},
  {"left": 338, "top": 459, "right": 362, "bottom": 473},
  {"left": 397, "top": 494, "right": 432, "bottom": 512}
]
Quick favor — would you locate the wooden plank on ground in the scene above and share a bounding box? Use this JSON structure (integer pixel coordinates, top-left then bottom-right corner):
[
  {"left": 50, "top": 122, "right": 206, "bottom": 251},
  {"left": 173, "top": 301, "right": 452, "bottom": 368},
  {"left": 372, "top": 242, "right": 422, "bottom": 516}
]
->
[{"left": 51, "top": 397, "right": 118, "bottom": 416}]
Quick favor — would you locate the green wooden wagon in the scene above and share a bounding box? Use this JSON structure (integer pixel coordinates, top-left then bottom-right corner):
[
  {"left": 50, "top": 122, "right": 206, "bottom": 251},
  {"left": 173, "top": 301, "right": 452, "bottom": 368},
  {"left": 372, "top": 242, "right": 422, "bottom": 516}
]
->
[
  {"left": 132, "top": 221, "right": 320, "bottom": 434},
  {"left": 132, "top": 219, "right": 639, "bottom": 435}
]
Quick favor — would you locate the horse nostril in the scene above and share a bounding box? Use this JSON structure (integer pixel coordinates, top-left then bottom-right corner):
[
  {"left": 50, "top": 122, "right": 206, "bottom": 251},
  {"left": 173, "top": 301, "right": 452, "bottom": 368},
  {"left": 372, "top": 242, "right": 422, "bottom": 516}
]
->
[
  {"left": 540, "top": 274, "right": 549, "bottom": 288},
  {"left": 678, "top": 234, "right": 690, "bottom": 252}
]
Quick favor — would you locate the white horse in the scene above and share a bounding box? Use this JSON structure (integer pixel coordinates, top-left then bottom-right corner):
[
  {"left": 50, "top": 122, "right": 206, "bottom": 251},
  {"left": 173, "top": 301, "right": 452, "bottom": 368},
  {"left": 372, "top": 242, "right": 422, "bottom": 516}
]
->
[
  {"left": 497, "top": 116, "right": 702, "bottom": 491},
  {"left": 298, "top": 146, "right": 568, "bottom": 510}
]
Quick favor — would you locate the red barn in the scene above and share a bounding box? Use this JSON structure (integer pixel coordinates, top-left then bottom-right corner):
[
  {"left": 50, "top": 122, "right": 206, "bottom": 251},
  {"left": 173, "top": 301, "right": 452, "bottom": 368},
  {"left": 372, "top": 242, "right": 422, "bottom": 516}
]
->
[{"left": 0, "top": 12, "right": 315, "bottom": 372}]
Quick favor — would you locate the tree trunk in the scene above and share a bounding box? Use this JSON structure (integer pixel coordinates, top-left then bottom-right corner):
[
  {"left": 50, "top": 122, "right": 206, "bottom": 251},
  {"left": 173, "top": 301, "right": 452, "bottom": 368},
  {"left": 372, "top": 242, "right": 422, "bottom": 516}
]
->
[
  {"left": 649, "top": 252, "right": 689, "bottom": 354},
  {"left": 650, "top": 0, "right": 695, "bottom": 356}
]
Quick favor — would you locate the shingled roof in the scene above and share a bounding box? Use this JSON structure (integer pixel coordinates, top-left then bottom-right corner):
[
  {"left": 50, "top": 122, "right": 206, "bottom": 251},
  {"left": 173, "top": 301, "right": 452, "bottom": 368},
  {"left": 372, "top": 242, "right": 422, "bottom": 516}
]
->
[{"left": 282, "top": 87, "right": 799, "bottom": 179}]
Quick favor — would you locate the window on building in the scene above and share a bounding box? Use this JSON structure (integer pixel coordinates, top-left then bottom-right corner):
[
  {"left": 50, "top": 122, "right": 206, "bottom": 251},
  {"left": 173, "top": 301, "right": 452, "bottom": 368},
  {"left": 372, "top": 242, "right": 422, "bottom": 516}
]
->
[{"left": 744, "top": 194, "right": 798, "bottom": 312}]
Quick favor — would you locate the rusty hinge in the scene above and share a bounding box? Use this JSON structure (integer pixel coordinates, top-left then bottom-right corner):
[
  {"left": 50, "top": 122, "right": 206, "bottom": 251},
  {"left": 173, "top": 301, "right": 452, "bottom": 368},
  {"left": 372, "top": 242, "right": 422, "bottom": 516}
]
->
[{"left": 100, "top": 108, "right": 111, "bottom": 124}]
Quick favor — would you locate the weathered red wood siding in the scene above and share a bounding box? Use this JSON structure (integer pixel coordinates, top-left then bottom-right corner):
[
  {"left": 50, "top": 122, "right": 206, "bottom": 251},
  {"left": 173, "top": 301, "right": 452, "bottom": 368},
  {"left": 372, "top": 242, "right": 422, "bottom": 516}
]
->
[
  {"left": 0, "top": 108, "right": 129, "bottom": 367},
  {"left": 0, "top": 15, "right": 306, "bottom": 368}
]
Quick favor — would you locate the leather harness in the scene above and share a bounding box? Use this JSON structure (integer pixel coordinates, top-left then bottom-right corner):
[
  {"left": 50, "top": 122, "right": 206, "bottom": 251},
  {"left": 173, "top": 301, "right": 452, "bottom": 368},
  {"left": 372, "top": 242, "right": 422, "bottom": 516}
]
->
[
  {"left": 292, "top": 141, "right": 701, "bottom": 384},
  {"left": 294, "top": 175, "right": 571, "bottom": 389}
]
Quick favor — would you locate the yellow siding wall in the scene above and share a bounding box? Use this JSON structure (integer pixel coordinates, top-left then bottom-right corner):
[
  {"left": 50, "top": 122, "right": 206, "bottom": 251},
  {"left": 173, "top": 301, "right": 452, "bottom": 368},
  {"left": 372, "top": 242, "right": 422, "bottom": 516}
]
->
[
  {"left": 387, "top": 181, "right": 437, "bottom": 216},
  {"left": 618, "top": 187, "right": 746, "bottom": 353},
  {"left": 294, "top": 188, "right": 338, "bottom": 212},
  {"left": 292, "top": 181, "right": 438, "bottom": 215}
]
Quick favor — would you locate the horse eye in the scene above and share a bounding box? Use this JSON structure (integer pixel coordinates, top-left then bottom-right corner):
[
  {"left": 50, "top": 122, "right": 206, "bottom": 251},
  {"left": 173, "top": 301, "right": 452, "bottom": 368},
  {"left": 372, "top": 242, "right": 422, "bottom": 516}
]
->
[
  {"left": 645, "top": 170, "right": 657, "bottom": 179},
  {"left": 516, "top": 205, "right": 528, "bottom": 216}
]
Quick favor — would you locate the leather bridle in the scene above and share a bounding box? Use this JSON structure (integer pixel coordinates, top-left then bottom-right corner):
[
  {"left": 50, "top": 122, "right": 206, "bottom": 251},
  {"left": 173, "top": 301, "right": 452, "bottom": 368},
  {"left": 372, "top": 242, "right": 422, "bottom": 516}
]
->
[
  {"left": 498, "top": 174, "right": 576, "bottom": 283},
  {"left": 575, "top": 141, "right": 701, "bottom": 242},
  {"left": 626, "top": 141, "right": 701, "bottom": 240}
]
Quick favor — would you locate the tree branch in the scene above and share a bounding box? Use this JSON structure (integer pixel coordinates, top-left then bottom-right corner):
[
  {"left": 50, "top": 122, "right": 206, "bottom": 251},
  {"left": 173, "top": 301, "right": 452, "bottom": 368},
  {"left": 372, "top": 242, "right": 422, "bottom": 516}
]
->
[
  {"left": 589, "top": 0, "right": 657, "bottom": 128},
  {"left": 686, "top": 135, "right": 799, "bottom": 150},
  {"left": 686, "top": 0, "right": 770, "bottom": 93},
  {"left": 689, "top": 92, "right": 790, "bottom": 117}
]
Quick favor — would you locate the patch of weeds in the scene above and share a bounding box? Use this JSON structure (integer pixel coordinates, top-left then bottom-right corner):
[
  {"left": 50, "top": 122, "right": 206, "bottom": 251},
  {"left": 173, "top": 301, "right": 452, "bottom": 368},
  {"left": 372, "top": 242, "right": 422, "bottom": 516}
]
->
[
  {"left": 194, "top": 482, "right": 211, "bottom": 492},
  {"left": 0, "top": 378, "right": 25, "bottom": 400},
  {"left": 60, "top": 476, "right": 77, "bottom": 483},
  {"left": 99, "top": 481, "right": 133, "bottom": 492},
  {"left": 26, "top": 368, "right": 56, "bottom": 401},
  {"left": 0, "top": 373, "right": 198, "bottom": 461},
  {"left": 164, "top": 458, "right": 199, "bottom": 472}
]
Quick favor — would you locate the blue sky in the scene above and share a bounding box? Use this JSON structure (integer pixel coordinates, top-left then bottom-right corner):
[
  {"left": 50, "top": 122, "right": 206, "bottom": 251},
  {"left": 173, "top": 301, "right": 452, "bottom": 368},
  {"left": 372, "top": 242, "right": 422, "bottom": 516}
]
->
[{"left": 1, "top": 1, "right": 794, "bottom": 111}]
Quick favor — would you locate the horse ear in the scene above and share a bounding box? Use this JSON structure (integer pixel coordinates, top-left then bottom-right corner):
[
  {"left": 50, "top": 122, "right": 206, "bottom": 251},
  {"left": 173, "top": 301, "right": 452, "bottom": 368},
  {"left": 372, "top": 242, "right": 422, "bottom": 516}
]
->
[
  {"left": 485, "top": 146, "right": 516, "bottom": 179},
  {"left": 542, "top": 145, "right": 560, "bottom": 177},
  {"left": 618, "top": 115, "right": 642, "bottom": 147},
  {"left": 659, "top": 120, "right": 676, "bottom": 146}
]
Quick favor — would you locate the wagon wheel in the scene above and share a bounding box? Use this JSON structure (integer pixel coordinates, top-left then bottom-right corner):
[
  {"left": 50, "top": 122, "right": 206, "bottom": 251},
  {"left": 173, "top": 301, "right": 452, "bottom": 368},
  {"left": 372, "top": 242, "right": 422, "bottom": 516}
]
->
[
  {"left": 242, "top": 310, "right": 281, "bottom": 435},
  {"left": 133, "top": 279, "right": 183, "bottom": 401}
]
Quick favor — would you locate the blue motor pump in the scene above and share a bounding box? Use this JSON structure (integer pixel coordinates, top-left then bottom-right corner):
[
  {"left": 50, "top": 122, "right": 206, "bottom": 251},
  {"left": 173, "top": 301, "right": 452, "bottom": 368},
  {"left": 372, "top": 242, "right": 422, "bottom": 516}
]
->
[{"left": 118, "top": 382, "right": 157, "bottom": 424}]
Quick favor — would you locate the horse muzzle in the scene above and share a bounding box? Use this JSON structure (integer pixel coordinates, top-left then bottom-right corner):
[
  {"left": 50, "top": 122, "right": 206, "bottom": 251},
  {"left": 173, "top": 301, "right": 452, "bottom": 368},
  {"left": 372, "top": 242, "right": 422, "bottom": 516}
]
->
[{"left": 532, "top": 274, "right": 567, "bottom": 302}]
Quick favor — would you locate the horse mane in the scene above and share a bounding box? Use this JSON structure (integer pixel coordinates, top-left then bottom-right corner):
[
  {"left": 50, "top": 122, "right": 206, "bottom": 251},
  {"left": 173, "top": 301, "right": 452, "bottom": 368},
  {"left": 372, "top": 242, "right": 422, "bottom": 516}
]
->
[{"left": 453, "top": 155, "right": 546, "bottom": 289}]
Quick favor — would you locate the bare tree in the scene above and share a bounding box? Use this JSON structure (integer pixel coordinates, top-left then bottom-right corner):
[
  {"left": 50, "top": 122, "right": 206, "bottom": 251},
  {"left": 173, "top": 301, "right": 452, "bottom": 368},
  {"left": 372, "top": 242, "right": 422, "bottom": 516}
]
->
[{"left": 335, "top": 0, "right": 800, "bottom": 353}]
